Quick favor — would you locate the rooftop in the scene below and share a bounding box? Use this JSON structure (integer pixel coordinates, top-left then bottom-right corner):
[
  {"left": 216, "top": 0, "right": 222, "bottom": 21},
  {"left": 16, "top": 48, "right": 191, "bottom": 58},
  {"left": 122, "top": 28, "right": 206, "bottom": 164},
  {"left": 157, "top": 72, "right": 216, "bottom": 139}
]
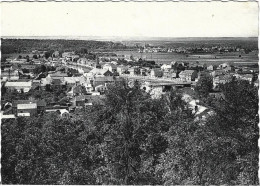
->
[
  {"left": 179, "top": 70, "right": 196, "bottom": 75},
  {"left": 5, "top": 81, "right": 32, "bottom": 87}
]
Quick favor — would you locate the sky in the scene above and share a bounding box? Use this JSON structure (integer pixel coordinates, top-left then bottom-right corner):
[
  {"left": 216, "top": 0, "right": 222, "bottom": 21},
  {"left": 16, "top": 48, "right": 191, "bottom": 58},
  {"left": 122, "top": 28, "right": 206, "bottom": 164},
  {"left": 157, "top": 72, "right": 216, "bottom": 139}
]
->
[{"left": 1, "top": 2, "right": 259, "bottom": 38}]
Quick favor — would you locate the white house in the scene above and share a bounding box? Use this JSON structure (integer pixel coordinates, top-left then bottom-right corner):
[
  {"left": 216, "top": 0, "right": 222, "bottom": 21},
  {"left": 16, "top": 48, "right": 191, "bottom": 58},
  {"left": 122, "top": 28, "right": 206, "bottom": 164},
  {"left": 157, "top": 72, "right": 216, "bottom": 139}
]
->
[
  {"left": 179, "top": 70, "right": 198, "bottom": 81},
  {"left": 5, "top": 81, "right": 32, "bottom": 93},
  {"left": 161, "top": 64, "right": 172, "bottom": 71}
]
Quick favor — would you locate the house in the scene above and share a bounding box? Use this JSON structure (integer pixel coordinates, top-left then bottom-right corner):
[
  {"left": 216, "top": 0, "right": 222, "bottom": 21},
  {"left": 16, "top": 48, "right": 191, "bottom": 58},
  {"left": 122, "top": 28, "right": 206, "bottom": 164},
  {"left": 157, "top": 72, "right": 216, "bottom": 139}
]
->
[
  {"left": 161, "top": 64, "right": 172, "bottom": 71},
  {"left": 5, "top": 80, "right": 32, "bottom": 93},
  {"left": 117, "top": 65, "right": 128, "bottom": 75},
  {"left": 62, "top": 52, "right": 75, "bottom": 58},
  {"left": 102, "top": 63, "right": 117, "bottom": 73},
  {"left": 89, "top": 68, "right": 114, "bottom": 76},
  {"left": 219, "top": 63, "right": 230, "bottom": 69},
  {"left": 234, "top": 73, "right": 254, "bottom": 82},
  {"left": 83, "top": 83, "right": 93, "bottom": 92},
  {"left": 141, "top": 81, "right": 169, "bottom": 99},
  {"left": 224, "top": 65, "right": 235, "bottom": 72},
  {"left": 40, "top": 77, "right": 52, "bottom": 90},
  {"left": 151, "top": 68, "right": 163, "bottom": 78},
  {"left": 128, "top": 67, "right": 139, "bottom": 76},
  {"left": 207, "top": 65, "right": 217, "bottom": 71},
  {"left": 210, "top": 70, "right": 226, "bottom": 77},
  {"left": 93, "top": 76, "right": 115, "bottom": 87},
  {"left": 95, "top": 84, "right": 107, "bottom": 93},
  {"left": 12, "top": 99, "right": 46, "bottom": 116},
  {"left": 213, "top": 74, "right": 233, "bottom": 89},
  {"left": 1, "top": 112, "right": 16, "bottom": 119},
  {"left": 1, "top": 70, "right": 20, "bottom": 81},
  {"left": 179, "top": 70, "right": 198, "bottom": 81},
  {"left": 71, "top": 95, "right": 100, "bottom": 107},
  {"left": 163, "top": 70, "right": 177, "bottom": 79},
  {"left": 140, "top": 68, "right": 147, "bottom": 76},
  {"left": 64, "top": 76, "right": 86, "bottom": 88},
  {"left": 62, "top": 52, "right": 79, "bottom": 62}
]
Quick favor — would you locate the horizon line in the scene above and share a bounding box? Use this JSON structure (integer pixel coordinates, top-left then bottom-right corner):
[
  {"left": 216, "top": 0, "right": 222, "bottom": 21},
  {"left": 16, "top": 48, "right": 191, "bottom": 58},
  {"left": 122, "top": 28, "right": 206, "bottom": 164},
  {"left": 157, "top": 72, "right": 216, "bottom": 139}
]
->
[{"left": 1, "top": 36, "right": 258, "bottom": 42}]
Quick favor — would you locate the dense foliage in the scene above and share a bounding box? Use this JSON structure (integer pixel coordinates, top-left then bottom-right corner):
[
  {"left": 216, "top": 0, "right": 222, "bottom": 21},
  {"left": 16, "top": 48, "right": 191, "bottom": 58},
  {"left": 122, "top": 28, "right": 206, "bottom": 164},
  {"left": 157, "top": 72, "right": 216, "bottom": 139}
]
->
[
  {"left": 1, "top": 85, "right": 68, "bottom": 106},
  {"left": 195, "top": 74, "right": 213, "bottom": 99},
  {"left": 1, "top": 79, "right": 258, "bottom": 184}
]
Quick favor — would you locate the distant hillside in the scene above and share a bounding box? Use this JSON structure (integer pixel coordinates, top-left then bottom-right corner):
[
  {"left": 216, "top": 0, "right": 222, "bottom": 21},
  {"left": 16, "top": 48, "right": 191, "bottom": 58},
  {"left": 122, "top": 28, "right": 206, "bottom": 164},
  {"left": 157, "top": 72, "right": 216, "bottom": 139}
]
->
[
  {"left": 125, "top": 38, "right": 258, "bottom": 50},
  {"left": 1, "top": 39, "right": 127, "bottom": 54}
]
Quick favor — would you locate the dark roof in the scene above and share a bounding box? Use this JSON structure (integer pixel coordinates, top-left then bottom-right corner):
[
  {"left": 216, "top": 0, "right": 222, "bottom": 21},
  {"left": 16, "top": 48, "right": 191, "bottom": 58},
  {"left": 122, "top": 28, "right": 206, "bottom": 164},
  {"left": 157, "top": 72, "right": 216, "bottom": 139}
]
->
[{"left": 52, "top": 79, "right": 62, "bottom": 85}]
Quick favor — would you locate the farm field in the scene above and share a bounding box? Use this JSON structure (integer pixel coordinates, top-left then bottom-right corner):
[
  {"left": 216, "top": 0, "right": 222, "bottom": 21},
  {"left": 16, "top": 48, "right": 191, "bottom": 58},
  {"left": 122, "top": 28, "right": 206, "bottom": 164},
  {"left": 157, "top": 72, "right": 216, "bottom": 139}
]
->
[{"left": 113, "top": 50, "right": 258, "bottom": 66}]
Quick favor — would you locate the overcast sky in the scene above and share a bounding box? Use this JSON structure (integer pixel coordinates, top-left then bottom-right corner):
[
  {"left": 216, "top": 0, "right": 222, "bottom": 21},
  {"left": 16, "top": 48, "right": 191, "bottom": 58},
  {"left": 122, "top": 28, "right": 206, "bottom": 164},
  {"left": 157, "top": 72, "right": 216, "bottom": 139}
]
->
[{"left": 1, "top": 2, "right": 258, "bottom": 38}]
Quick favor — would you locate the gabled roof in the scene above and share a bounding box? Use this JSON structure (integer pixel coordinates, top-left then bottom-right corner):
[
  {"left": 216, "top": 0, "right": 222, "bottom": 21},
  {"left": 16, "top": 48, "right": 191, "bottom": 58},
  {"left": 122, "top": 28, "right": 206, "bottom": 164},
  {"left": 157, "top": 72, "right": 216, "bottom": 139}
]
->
[{"left": 90, "top": 68, "right": 111, "bottom": 75}]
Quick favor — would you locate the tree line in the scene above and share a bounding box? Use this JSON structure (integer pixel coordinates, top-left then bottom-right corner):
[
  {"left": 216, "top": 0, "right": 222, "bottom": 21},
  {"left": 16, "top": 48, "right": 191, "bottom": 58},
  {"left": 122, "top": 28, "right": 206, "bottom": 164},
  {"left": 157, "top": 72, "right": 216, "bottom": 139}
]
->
[{"left": 1, "top": 39, "right": 127, "bottom": 54}]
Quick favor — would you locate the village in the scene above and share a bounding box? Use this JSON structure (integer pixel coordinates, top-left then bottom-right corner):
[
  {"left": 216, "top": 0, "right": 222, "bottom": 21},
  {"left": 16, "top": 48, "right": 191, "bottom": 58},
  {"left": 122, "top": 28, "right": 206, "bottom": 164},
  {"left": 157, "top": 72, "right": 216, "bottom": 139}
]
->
[
  {"left": 1, "top": 1, "right": 259, "bottom": 184},
  {"left": 1, "top": 49, "right": 259, "bottom": 121}
]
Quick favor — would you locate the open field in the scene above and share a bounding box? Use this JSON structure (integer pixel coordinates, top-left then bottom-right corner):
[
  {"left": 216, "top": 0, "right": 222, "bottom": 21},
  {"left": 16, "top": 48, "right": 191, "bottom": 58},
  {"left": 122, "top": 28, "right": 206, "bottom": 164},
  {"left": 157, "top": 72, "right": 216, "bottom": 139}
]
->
[{"left": 114, "top": 50, "right": 258, "bottom": 65}]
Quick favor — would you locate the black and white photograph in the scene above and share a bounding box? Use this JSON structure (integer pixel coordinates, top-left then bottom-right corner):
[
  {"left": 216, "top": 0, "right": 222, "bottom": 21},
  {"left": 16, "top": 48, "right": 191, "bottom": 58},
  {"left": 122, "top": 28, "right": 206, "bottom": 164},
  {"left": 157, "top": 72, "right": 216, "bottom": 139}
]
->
[{"left": 0, "top": 1, "right": 259, "bottom": 185}]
